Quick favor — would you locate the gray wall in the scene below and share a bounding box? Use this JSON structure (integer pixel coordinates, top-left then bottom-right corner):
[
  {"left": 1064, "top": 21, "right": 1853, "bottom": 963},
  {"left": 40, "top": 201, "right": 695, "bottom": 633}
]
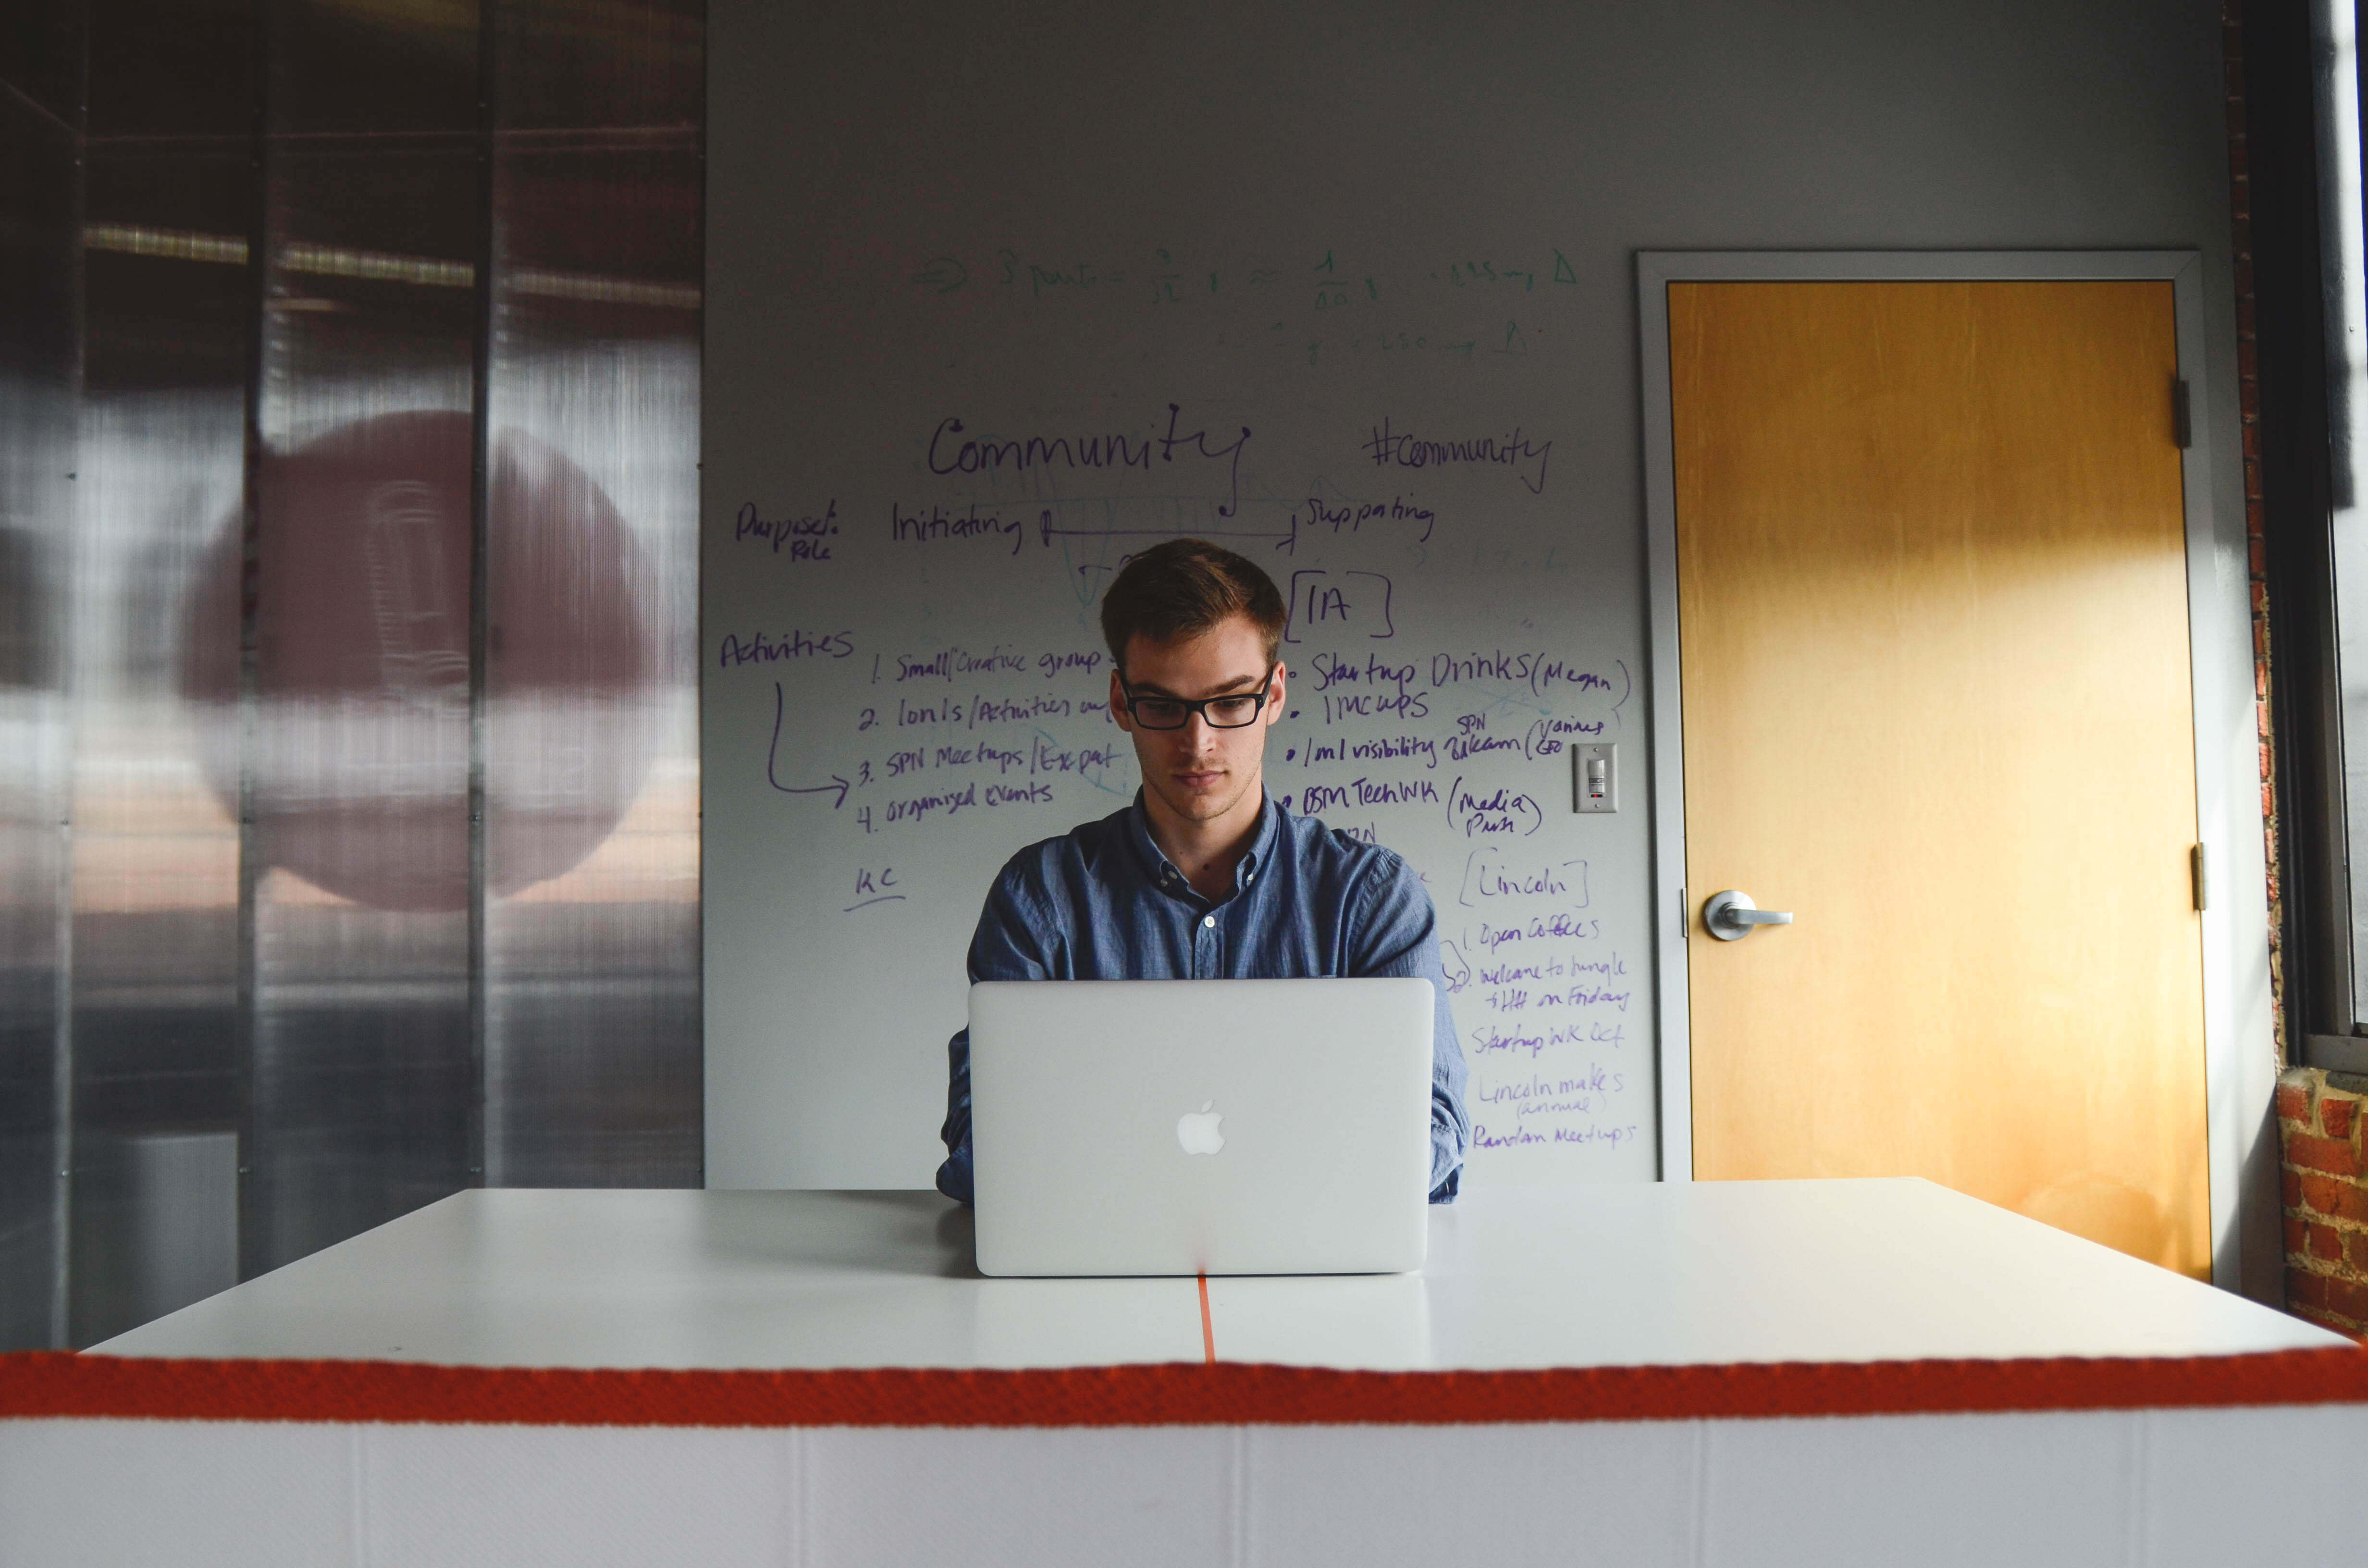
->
[{"left": 702, "top": 0, "right": 2245, "bottom": 1188}]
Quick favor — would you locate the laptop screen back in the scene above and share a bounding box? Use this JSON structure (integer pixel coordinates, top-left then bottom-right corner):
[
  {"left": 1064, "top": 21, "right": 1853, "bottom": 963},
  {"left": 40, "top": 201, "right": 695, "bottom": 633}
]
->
[{"left": 968, "top": 977, "right": 1433, "bottom": 1277}]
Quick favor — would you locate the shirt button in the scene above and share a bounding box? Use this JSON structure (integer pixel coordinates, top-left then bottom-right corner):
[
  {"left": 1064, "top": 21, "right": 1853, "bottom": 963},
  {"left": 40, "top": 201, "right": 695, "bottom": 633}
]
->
[{"left": 1203, "top": 915, "right": 1216, "bottom": 929}]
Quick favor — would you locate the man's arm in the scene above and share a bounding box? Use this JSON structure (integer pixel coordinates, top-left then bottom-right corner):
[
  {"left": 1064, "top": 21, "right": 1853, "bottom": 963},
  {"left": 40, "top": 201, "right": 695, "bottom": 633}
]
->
[
  {"left": 935, "top": 864, "right": 1060, "bottom": 1203},
  {"left": 1347, "top": 854, "right": 1471, "bottom": 1201}
]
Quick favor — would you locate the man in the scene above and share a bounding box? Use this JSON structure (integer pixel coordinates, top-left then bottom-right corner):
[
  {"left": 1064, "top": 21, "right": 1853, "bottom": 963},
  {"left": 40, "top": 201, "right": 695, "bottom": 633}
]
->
[{"left": 935, "top": 537, "right": 1470, "bottom": 1202}]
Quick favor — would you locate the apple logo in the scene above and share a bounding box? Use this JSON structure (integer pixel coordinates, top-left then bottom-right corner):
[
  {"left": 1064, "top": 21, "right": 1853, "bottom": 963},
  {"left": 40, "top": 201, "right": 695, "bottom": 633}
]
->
[{"left": 1175, "top": 1101, "right": 1226, "bottom": 1156}]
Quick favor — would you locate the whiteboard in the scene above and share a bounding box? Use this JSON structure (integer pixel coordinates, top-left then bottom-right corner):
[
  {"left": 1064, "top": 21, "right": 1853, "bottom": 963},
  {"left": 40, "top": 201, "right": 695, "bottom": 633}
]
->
[{"left": 702, "top": 2, "right": 1665, "bottom": 1190}]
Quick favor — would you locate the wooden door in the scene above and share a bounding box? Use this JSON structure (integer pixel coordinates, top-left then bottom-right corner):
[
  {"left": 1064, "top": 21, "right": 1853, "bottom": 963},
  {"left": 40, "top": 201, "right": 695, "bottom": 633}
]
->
[{"left": 1671, "top": 279, "right": 2210, "bottom": 1277}]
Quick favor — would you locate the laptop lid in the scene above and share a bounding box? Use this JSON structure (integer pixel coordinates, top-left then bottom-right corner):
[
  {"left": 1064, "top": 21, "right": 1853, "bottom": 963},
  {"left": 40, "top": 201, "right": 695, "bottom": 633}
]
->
[{"left": 968, "top": 977, "right": 1434, "bottom": 1277}]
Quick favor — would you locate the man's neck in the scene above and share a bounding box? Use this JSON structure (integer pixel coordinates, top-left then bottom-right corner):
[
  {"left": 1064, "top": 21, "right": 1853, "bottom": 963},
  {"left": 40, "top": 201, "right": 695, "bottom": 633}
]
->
[{"left": 1143, "top": 779, "right": 1266, "bottom": 901}]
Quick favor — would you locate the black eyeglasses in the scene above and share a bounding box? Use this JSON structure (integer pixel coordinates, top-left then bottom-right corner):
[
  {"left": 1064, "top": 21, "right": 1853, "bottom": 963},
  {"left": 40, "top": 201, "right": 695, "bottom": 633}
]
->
[{"left": 1120, "top": 668, "right": 1277, "bottom": 730}]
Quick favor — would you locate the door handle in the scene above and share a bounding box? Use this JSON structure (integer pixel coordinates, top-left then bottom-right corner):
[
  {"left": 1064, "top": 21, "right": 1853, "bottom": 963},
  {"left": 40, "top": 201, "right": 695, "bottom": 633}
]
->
[{"left": 1704, "top": 889, "right": 1793, "bottom": 942}]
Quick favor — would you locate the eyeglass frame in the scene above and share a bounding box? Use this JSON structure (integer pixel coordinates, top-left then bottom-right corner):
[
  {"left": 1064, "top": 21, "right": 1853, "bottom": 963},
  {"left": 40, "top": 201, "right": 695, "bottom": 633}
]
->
[{"left": 1115, "top": 664, "right": 1281, "bottom": 730}]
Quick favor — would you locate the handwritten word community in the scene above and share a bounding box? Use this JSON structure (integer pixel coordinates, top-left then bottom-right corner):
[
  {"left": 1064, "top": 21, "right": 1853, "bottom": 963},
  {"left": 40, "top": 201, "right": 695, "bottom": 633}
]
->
[
  {"left": 1362, "top": 417, "right": 1553, "bottom": 495},
  {"left": 925, "top": 404, "right": 1254, "bottom": 517}
]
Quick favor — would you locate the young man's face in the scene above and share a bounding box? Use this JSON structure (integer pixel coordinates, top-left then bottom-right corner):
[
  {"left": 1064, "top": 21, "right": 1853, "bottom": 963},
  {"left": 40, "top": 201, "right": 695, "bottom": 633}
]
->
[{"left": 1109, "top": 613, "right": 1287, "bottom": 830}]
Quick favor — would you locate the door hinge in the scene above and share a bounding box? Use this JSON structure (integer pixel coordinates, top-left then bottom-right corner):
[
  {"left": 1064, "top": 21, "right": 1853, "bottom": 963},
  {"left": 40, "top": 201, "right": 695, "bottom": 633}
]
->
[
  {"left": 2173, "top": 380, "right": 2193, "bottom": 449},
  {"left": 1679, "top": 886, "right": 1689, "bottom": 940},
  {"left": 2191, "top": 844, "right": 2209, "bottom": 911}
]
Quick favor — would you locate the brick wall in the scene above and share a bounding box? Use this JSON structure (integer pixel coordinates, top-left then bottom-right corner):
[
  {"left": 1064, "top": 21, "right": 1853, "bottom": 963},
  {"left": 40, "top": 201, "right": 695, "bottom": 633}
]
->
[
  {"left": 2222, "top": 0, "right": 2287, "bottom": 1064},
  {"left": 2278, "top": 1067, "right": 2368, "bottom": 1335}
]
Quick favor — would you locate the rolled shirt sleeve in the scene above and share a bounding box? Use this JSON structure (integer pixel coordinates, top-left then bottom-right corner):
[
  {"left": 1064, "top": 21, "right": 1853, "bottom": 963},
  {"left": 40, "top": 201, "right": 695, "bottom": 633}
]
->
[
  {"left": 935, "top": 867, "right": 1056, "bottom": 1203},
  {"left": 1347, "top": 854, "right": 1471, "bottom": 1201}
]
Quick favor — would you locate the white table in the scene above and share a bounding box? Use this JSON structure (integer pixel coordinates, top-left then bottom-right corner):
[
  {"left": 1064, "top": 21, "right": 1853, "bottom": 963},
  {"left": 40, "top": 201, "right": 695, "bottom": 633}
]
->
[
  {"left": 7, "top": 1181, "right": 2360, "bottom": 1568},
  {"left": 81, "top": 1179, "right": 2333, "bottom": 1369}
]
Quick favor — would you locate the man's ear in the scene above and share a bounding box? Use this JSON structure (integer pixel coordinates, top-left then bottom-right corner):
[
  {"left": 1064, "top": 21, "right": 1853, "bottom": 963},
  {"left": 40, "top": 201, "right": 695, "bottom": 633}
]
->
[
  {"left": 1108, "top": 667, "right": 1133, "bottom": 732},
  {"left": 1264, "top": 662, "right": 1287, "bottom": 726}
]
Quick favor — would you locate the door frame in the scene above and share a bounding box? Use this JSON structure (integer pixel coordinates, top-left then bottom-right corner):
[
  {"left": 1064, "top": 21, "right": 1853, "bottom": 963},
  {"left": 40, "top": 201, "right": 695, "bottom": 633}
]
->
[{"left": 1636, "top": 251, "right": 2272, "bottom": 1296}]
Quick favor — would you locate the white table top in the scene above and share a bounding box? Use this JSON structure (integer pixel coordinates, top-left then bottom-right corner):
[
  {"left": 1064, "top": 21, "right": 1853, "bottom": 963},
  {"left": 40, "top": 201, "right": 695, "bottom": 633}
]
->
[{"left": 89, "top": 1179, "right": 2343, "bottom": 1371}]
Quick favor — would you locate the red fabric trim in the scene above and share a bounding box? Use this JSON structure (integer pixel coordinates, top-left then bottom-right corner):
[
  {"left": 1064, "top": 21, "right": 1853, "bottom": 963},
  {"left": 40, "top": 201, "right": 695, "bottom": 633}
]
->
[{"left": 6, "top": 1348, "right": 2368, "bottom": 1429}]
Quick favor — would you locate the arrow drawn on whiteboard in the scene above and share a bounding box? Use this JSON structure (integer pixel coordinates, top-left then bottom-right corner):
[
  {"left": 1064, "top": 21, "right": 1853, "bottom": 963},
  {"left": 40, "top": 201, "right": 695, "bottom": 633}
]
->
[
  {"left": 1037, "top": 510, "right": 1293, "bottom": 551},
  {"left": 766, "top": 681, "right": 849, "bottom": 807}
]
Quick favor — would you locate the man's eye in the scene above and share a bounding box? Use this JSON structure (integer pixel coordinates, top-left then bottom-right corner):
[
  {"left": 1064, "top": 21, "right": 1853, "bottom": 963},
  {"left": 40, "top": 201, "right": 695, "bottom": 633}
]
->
[
  {"left": 1207, "top": 698, "right": 1259, "bottom": 721},
  {"left": 1138, "top": 700, "right": 1186, "bottom": 721}
]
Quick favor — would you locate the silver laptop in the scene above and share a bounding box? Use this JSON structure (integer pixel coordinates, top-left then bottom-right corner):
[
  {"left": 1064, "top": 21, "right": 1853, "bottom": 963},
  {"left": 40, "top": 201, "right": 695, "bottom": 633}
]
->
[{"left": 968, "top": 977, "right": 1434, "bottom": 1277}]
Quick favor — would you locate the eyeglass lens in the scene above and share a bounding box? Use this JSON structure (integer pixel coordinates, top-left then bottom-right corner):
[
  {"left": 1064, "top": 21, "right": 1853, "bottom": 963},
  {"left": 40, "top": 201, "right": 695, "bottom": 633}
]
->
[{"left": 1132, "top": 694, "right": 1266, "bottom": 729}]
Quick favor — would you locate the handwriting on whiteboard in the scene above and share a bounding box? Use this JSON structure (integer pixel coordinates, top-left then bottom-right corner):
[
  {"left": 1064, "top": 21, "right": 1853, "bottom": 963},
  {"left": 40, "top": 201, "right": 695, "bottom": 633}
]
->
[
  {"left": 1362, "top": 418, "right": 1553, "bottom": 495},
  {"left": 925, "top": 404, "right": 1253, "bottom": 517},
  {"left": 729, "top": 399, "right": 1636, "bottom": 1154}
]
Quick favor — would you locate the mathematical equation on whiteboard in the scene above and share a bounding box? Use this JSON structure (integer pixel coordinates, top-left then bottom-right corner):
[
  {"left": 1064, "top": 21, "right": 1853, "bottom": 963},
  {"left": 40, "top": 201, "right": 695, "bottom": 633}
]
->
[{"left": 720, "top": 397, "right": 1637, "bottom": 1156}]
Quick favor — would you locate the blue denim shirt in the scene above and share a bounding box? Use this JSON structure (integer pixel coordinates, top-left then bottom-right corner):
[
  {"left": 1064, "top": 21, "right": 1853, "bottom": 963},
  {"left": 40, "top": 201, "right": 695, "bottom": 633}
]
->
[{"left": 935, "top": 793, "right": 1470, "bottom": 1203}]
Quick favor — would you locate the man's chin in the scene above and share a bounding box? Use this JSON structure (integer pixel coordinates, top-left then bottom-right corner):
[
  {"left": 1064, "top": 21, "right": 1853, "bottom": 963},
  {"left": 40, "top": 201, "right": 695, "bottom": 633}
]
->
[{"left": 1157, "top": 778, "right": 1244, "bottom": 822}]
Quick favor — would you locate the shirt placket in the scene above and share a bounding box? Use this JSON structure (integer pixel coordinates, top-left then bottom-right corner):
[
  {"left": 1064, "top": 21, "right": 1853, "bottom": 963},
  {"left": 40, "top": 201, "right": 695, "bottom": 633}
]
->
[
  {"left": 1195, "top": 904, "right": 1220, "bottom": 977},
  {"left": 1153, "top": 863, "right": 1208, "bottom": 976}
]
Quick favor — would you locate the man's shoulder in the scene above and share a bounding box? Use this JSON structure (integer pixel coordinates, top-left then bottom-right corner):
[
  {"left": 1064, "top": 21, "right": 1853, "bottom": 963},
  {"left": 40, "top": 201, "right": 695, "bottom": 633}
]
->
[
  {"left": 1273, "top": 805, "right": 1440, "bottom": 959},
  {"left": 1272, "top": 803, "right": 1423, "bottom": 893},
  {"left": 990, "top": 803, "right": 1136, "bottom": 894}
]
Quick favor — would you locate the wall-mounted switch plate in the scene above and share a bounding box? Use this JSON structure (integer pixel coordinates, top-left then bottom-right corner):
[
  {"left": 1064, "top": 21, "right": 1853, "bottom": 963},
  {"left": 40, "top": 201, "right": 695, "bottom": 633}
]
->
[{"left": 1574, "top": 742, "right": 1616, "bottom": 813}]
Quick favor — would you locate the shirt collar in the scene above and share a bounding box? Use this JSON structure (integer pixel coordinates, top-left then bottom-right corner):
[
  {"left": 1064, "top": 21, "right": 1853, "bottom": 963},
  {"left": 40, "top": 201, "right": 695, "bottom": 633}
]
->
[{"left": 1127, "top": 789, "right": 1283, "bottom": 900}]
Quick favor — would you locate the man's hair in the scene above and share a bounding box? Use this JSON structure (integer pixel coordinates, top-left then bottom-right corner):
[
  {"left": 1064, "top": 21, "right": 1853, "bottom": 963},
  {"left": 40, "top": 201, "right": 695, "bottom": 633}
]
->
[{"left": 1098, "top": 538, "right": 1288, "bottom": 676}]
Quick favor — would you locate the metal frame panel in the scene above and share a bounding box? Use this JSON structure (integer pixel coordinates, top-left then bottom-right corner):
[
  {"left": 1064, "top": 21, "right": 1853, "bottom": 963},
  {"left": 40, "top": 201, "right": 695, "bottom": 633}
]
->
[
  {"left": 1636, "top": 250, "right": 2268, "bottom": 1296},
  {"left": 476, "top": 0, "right": 705, "bottom": 1189},
  {"left": 0, "top": 77, "right": 82, "bottom": 1350},
  {"left": 6, "top": 0, "right": 707, "bottom": 1348}
]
